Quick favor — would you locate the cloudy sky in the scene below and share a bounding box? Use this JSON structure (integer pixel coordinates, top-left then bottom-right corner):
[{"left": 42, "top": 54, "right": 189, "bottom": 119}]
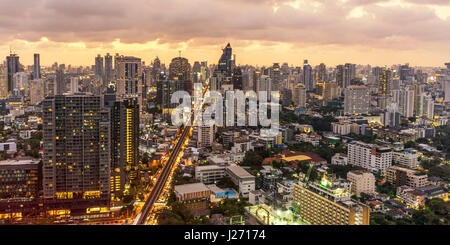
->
[{"left": 1, "top": 0, "right": 449, "bottom": 67}]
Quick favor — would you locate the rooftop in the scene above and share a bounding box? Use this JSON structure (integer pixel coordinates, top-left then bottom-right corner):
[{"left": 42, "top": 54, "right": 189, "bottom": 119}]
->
[
  {"left": 226, "top": 164, "right": 254, "bottom": 179},
  {"left": 174, "top": 182, "right": 210, "bottom": 195}
]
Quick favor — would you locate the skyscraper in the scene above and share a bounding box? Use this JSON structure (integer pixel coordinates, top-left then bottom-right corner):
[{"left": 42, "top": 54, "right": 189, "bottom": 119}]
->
[
  {"left": 293, "top": 83, "right": 306, "bottom": 108},
  {"left": 378, "top": 69, "right": 391, "bottom": 109},
  {"left": 33, "top": 53, "right": 41, "bottom": 80},
  {"left": 95, "top": 54, "right": 104, "bottom": 80},
  {"left": 232, "top": 67, "right": 243, "bottom": 90},
  {"left": 104, "top": 53, "right": 113, "bottom": 87},
  {"left": 344, "top": 63, "right": 356, "bottom": 88},
  {"left": 303, "top": 60, "right": 313, "bottom": 91},
  {"left": 42, "top": 93, "right": 111, "bottom": 203},
  {"left": 107, "top": 98, "right": 139, "bottom": 194},
  {"left": 115, "top": 56, "right": 143, "bottom": 108},
  {"left": 271, "top": 63, "right": 282, "bottom": 92},
  {"left": 6, "top": 53, "right": 20, "bottom": 92},
  {"left": 168, "top": 56, "right": 192, "bottom": 94},
  {"left": 217, "top": 43, "right": 233, "bottom": 77}
]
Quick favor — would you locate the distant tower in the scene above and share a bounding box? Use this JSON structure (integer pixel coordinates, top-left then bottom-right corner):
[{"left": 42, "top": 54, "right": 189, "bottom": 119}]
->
[
  {"left": 6, "top": 53, "right": 20, "bottom": 92},
  {"left": 33, "top": 53, "right": 41, "bottom": 80}
]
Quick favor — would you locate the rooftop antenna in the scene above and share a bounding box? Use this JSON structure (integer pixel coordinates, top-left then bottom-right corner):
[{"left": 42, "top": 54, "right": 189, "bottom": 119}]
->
[{"left": 179, "top": 50, "right": 181, "bottom": 58}]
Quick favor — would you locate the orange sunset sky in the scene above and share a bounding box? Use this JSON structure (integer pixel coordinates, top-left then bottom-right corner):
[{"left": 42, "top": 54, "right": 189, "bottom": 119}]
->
[{"left": 1, "top": 0, "right": 449, "bottom": 67}]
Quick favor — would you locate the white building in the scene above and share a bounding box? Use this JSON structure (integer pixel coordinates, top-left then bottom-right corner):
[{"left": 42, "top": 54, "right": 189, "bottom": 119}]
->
[
  {"left": 197, "top": 125, "right": 214, "bottom": 148},
  {"left": 347, "top": 170, "right": 376, "bottom": 196},
  {"left": 195, "top": 165, "right": 226, "bottom": 184},
  {"left": 393, "top": 150, "right": 419, "bottom": 169},
  {"left": 225, "top": 164, "right": 255, "bottom": 198},
  {"left": 347, "top": 141, "right": 392, "bottom": 174},
  {"left": 331, "top": 153, "right": 348, "bottom": 165},
  {"left": 331, "top": 121, "right": 351, "bottom": 135}
]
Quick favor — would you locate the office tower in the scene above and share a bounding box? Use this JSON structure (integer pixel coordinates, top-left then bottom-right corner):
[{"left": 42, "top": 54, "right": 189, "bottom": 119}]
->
[
  {"left": 55, "top": 68, "right": 66, "bottom": 95},
  {"left": 303, "top": 60, "right": 313, "bottom": 91},
  {"left": 42, "top": 93, "right": 110, "bottom": 203},
  {"left": 217, "top": 43, "right": 233, "bottom": 77},
  {"left": 347, "top": 141, "right": 393, "bottom": 174},
  {"left": 258, "top": 75, "right": 271, "bottom": 99},
  {"left": 399, "top": 86, "right": 415, "bottom": 118},
  {"left": 115, "top": 56, "right": 143, "bottom": 107},
  {"left": 169, "top": 57, "right": 191, "bottom": 81},
  {"left": 414, "top": 83, "right": 424, "bottom": 115},
  {"left": 95, "top": 54, "right": 104, "bottom": 80},
  {"left": 232, "top": 67, "right": 243, "bottom": 90},
  {"left": 271, "top": 63, "right": 282, "bottom": 91},
  {"left": 381, "top": 104, "right": 400, "bottom": 128},
  {"left": 108, "top": 98, "right": 139, "bottom": 194},
  {"left": 0, "top": 65, "right": 7, "bottom": 99},
  {"left": 30, "top": 79, "right": 45, "bottom": 105},
  {"left": 70, "top": 77, "right": 79, "bottom": 94},
  {"left": 293, "top": 83, "right": 306, "bottom": 108},
  {"left": 344, "top": 85, "right": 369, "bottom": 115},
  {"left": 6, "top": 53, "right": 20, "bottom": 92},
  {"left": 323, "top": 81, "right": 338, "bottom": 102},
  {"left": 293, "top": 175, "right": 370, "bottom": 225},
  {"left": 336, "top": 65, "right": 344, "bottom": 88},
  {"left": 197, "top": 125, "right": 214, "bottom": 148},
  {"left": 421, "top": 94, "right": 434, "bottom": 119},
  {"left": 378, "top": 69, "right": 391, "bottom": 109},
  {"left": 192, "top": 61, "right": 202, "bottom": 84},
  {"left": 399, "top": 64, "right": 410, "bottom": 81},
  {"left": 55, "top": 68, "right": 65, "bottom": 95},
  {"left": 281, "top": 88, "right": 292, "bottom": 107},
  {"left": 445, "top": 80, "right": 450, "bottom": 103},
  {"left": 104, "top": 53, "right": 113, "bottom": 87},
  {"left": 344, "top": 63, "right": 356, "bottom": 88},
  {"left": 347, "top": 170, "right": 376, "bottom": 196},
  {"left": 33, "top": 53, "right": 41, "bottom": 80},
  {"left": 372, "top": 66, "right": 381, "bottom": 86},
  {"left": 317, "top": 63, "right": 327, "bottom": 82},
  {"left": 168, "top": 57, "right": 192, "bottom": 95},
  {"left": 13, "top": 72, "right": 28, "bottom": 91}
]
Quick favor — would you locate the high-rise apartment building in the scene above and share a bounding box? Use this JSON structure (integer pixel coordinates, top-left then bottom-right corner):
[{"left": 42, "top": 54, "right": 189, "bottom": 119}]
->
[
  {"left": 6, "top": 53, "right": 20, "bottom": 92},
  {"left": 293, "top": 83, "right": 306, "bottom": 108},
  {"left": 33, "top": 53, "right": 41, "bottom": 80},
  {"left": 108, "top": 98, "right": 139, "bottom": 194},
  {"left": 42, "top": 93, "right": 110, "bottom": 203},
  {"left": 344, "top": 85, "right": 369, "bottom": 115}
]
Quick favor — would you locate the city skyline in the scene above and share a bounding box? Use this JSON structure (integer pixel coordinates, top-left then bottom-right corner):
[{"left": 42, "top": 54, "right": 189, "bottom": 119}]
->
[{"left": 1, "top": 0, "right": 450, "bottom": 67}]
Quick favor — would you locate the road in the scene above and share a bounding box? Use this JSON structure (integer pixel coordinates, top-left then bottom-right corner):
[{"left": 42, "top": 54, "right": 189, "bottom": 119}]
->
[{"left": 134, "top": 82, "right": 208, "bottom": 225}]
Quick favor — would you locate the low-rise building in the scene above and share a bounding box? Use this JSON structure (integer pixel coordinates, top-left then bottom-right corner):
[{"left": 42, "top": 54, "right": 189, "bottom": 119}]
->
[
  {"left": 195, "top": 165, "right": 226, "bottom": 184},
  {"left": 174, "top": 182, "right": 212, "bottom": 211},
  {"left": 225, "top": 165, "right": 255, "bottom": 198},
  {"left": 347, "top": 170, "right": 376, "bottom": 196},
  {"left": 393, "top": 149, "right": 419, "bottom": 169},
  {"left": 331, "top": 153, "right": 348, "bottom": 166},
  {"left": 386, "top": 166, "right": 428, "bottom": 188}
]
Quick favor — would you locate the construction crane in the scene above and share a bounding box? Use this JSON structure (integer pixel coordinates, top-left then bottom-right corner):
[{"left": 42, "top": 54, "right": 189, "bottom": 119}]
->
[{"left": 293, "top": 163, "right": 314, "bottom": 222}]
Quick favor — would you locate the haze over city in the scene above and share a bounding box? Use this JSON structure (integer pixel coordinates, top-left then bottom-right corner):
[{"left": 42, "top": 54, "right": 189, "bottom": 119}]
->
[{"left": 1, "top": 0, "right": 450, "bottom": 67}]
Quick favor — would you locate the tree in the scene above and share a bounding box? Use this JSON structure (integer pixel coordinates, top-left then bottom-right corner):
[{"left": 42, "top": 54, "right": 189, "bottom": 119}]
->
[
  {"left": 157, "top": 203, "right": 209, "bottom": 225},
  {"left": 426, "top": 198, "right": 450, "bottom": 217},
  {"left": 241, "top": 151, "right": 263, "bottom": 168},
  {"left": 412, "top": 208, "right": 442, "bottom": 225},
  {"left": 404, "top": 141, "right": 415, "bottom": 149}
]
